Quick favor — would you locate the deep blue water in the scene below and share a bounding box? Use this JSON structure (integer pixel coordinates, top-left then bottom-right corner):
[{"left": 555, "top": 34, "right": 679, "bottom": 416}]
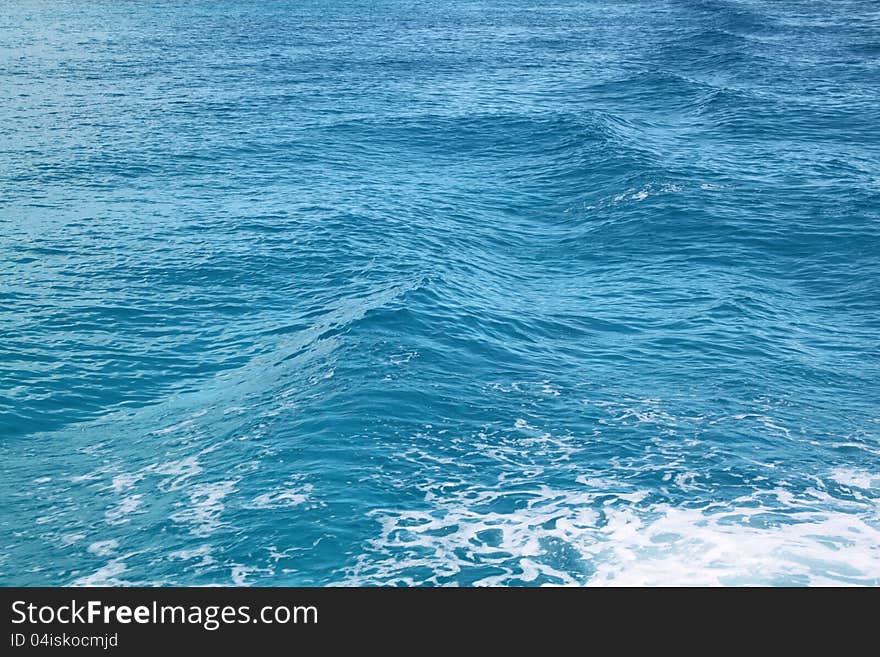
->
[{"left": 2, "top": 0, "right": 879, "bottom": 586}]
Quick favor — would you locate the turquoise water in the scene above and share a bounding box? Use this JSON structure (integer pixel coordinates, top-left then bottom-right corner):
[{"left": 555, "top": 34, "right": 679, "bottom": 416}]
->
[{"left": 2, "top": 0, "right": 879, "bottom": 586}]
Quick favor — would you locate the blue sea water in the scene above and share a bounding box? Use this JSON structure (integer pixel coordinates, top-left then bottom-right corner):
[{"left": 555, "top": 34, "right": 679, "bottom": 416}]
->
[{"left": 1, "top": 0, "right": 879, "bottom": 586}]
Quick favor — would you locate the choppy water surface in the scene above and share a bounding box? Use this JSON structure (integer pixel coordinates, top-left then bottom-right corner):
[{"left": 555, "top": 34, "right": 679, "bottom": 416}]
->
[{"left": 2, "top": 0, "right": 879, "bottom": 586}]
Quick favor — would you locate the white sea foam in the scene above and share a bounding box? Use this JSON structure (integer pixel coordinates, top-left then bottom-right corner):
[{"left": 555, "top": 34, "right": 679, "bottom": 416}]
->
[
  {"left": 87, "top": 540, "right": 118, "bottom": 557},
  {"left": 72, "top": 559, "right": 129, "bottom": 586},
  {"left": 829, "top": 467, "right": 878, "bottom": 491},
  {"left": 169, "top": 545, "right": 216, "bottom": 569},
  {"left": 230, "top": 564, "right": 273, "bottom": 586},
  {"left": 60, "top": 533, "right": 86, "bottom": 547},
  {"left": 153, "top": 418, "right": 194, "bottom": 436},
  {"left": 110, "top": 472, "right": 144, "bottom": 493},
  {"left": 104, "top": 495, "right": 143, "bottom": 524},
  {"left": 344, "top": 476, "right": 880, "bottom": 586},
  {"left": 152, "top": 455, "right": 203, "bottom": 491},
  {"left": 169, "top": 479, "right": 238, "bottom": 536},
  {"left": 249, "top": 482, "right": 313, "bottom": 509},
  {"left": 587, "top": 501, "right": 880, "bottom": 586}
]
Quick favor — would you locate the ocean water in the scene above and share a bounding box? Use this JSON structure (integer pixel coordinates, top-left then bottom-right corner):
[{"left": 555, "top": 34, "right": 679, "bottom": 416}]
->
[{"left": 1, "top": 0, "right": 879, "bottom": 587}]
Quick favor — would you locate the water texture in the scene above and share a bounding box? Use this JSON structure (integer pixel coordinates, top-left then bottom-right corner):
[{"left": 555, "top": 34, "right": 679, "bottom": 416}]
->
[{"left": 1, "top": 0, "right": 879, "bottom": 586}]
